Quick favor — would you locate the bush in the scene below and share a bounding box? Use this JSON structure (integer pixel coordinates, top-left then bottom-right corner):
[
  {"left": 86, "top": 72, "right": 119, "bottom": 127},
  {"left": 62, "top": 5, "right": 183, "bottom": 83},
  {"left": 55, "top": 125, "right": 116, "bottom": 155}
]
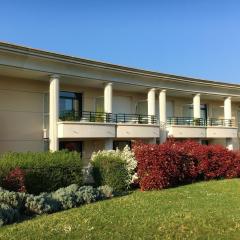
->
[
  {"left": 25, "top": 193, "right": 60, "bottom": 214},
  {"left": 91, "top": 155, "right": 129, "bottom": 192},
  {"left": 97, "top": 185, "right": 114, "bottom": 199},
  {"left": 199, "top": 144, "right": 240, "bottom": 180},
  {"left": 0, "top": 187, "right": 26, "bottom": 210},
  {"left": 76, "top": 186, "right": 99, "bottom": 204},
  {"left": 91, "top": 146, "right": 137, "bottom": 191},
  {"left": 0, "top": 151, "right": 83, "bottom": 194},
  {"left": 2, "top": 168, "right": 26, "bottom": 193},
  {"left": 51, "top": 184, "right": 83, "bottom": 210},
  {"left": 0, "top": 203, "right": 20, "bottom": 227},
  {"left": 0, "top": 184, "right": 113, "bottom": 227},
  {"left": 133, "top": 140, "right": 240, "bottom": 191}
]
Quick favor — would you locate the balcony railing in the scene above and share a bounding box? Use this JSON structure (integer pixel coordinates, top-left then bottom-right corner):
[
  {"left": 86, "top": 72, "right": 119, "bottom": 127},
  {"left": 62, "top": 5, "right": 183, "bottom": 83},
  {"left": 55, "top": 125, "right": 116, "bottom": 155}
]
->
[
  {"left": 59, "top": 111, "right": 157, "bottom": 124},
  {"left": 59, "top": 111, "right": 113, "bottom": 123},
  {"left": 167, "top": 117, "right": 206, "bottom": 126},
  {"left": 167, "top": 117, "right": 235, "bottom": 127},
  {"left": 207, "top": 118, "right": 234, "bottom": 127},
  {"left": 59, "top": 112, "right": 235, "bottom": 127},
  {"left": 115, "top": 113, "right": 157, "bottom": 124}
]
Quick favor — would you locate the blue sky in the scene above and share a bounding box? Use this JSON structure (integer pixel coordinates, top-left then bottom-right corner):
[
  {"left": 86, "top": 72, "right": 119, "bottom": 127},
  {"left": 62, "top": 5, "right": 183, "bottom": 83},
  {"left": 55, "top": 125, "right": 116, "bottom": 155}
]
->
[{"left": 0, "top": 0, "right": 239, "bottom": 83}]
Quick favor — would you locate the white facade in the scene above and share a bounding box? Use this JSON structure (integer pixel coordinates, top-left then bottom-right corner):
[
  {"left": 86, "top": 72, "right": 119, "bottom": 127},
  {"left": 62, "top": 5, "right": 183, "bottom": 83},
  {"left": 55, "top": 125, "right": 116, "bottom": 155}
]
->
[{"left": 0, "top": 42, "right": 240, "bottom": 164}]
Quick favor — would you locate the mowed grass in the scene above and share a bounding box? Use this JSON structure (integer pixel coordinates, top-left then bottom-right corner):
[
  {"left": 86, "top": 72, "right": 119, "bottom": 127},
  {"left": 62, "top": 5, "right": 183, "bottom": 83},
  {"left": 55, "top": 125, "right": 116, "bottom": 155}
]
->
[{"left": 1, "top": 180, "right": 240, "bottom": 240}]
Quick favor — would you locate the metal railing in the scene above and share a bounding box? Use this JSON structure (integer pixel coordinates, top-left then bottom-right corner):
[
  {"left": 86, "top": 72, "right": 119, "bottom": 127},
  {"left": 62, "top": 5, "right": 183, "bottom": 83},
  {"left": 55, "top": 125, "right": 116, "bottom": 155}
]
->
[
  {"left": 59, "top": 111, "right": 113, "bottom": 123},
  {"left": 167, "top": 117, "right": 235, "bottom": 127},
  {"left": 207, "top": 118, "right": 234, "bottom": 127},
  {"left": 59, "top": 112, "right": 235, "bottom": 127},
  {"left": 167, "top": 117, "right": 206, "bottom": 126},
  {"left": 59, "top": 111, "right": 157, "bottom": 124},
  {"left": 115, "top": 113, "right": 157, "bottom": 124}
]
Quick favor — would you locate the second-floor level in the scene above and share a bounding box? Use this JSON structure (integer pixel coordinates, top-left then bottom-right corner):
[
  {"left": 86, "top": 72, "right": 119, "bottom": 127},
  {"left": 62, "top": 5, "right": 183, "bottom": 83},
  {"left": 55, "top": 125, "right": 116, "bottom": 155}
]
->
[{"left": 0, "top": 42, "right": 240, "bottom": 143}]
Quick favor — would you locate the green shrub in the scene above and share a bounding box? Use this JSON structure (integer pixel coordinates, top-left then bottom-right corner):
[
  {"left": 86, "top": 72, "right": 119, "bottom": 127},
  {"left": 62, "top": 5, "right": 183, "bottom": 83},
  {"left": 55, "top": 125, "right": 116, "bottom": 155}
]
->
[
  {"left": 97, "top": 185, "right": 114, "bottom": 199},
  {"left": 76, "top": 186, "right": 99, "bottom": 204},
  {"left": 0, "top": 203, "right": 20, "bottom": 227},
  {"left": 0, "top": 187, "right": 26, "bottom": 210},
  {"left": 91, "top": 155, "right": 129, "bottom": 192},
  {"left": 0, "top": 151, "right": 83, "bottom": 194},
  {"left": 0, "top": 184, "right": 113, "bottom": 227},
  {"left": 25, "top": 193, "right": 61, "bottom": 214},
  {"left": 51, "top": 185, "right": 100, "bottom": 210},
  {"left": 90, "top": 147, "right": 137, "bottom": 190},
  {"left": 51, "top": 184, "right": 82, "bottom": 210}
]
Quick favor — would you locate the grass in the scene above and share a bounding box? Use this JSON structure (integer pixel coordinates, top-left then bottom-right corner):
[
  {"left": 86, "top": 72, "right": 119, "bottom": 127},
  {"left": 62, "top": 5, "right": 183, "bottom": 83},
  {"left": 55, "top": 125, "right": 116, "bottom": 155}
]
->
[{"left": 1, "top": 179, "right": 240, "bottom": 239}]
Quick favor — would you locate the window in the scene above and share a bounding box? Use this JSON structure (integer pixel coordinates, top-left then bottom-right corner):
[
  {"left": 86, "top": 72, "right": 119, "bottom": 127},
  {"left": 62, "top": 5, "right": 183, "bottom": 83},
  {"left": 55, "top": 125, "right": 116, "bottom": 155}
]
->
[
  {"left": 60, "top": 91, "right": 82, "bottom": 113},
  {"left": 136, "top": 101, "right": 147, "bottom": 115},
  {"left": 95, "top": 97, "right": 104, "bottom": 112},
  {"left": 113, "top": 141, "right": 132, "bottom": 150},
  {"left": 59, "top": 141, "right": 83, "bottom": 157},
  {"left": 182, "top": 104, "right": 208, "bottom": 119}
]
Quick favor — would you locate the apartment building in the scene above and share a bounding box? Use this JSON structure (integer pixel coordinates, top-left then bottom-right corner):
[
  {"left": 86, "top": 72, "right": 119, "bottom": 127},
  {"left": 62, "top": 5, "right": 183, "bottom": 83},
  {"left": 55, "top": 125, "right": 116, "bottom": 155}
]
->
[{"left": 0, "top": 42, "right": 239, "bottom": 164}]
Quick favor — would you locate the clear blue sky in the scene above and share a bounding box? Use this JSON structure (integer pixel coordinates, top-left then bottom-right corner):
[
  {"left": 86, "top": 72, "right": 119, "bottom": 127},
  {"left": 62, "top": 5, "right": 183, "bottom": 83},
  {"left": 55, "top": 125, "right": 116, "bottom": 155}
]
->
[{"left": 0, "top": 0, "right": 239, "bottom": 83}]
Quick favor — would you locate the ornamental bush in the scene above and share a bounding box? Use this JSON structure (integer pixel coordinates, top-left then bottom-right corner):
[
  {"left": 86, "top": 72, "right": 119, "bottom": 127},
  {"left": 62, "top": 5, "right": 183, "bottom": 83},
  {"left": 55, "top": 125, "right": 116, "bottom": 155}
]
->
[
  {"left": 91, "top": 155, "right": 129, "bottom": 192},
  {"left": 91, "top": 146, "right": 137, "bottom": 191},
  {"left": 0, "top": 203, "right": 20, "bottom": 227},
  {"left": 133, "top": 140, "right": 240, "bottom": 191},
  {"left": 2, "top": 167, "right": 26, "bottom": 193},
  {"left": 0, "top": 184, "right": 113, "bottom": 227},
  {"left": 198, "top": 144, "right": 240, "bottom": 180},
  {"left": 0, "top": 151, "right": 83, "bottom": 194}
]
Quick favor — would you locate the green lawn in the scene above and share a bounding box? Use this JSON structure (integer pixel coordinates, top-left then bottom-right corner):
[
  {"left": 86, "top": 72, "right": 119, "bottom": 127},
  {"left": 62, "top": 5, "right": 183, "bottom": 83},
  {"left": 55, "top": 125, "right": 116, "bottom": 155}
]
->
[{"left": 1, "top": 179, "right": 240, "bottom": 240}]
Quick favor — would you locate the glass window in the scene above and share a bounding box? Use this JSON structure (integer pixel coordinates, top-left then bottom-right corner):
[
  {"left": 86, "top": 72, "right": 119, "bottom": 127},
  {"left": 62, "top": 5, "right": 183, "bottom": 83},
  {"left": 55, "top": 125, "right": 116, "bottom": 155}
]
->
[
  {"left": 136, "top": 101, "right": 147, "bottom": 115},
  {"left": 182, "top": 104, "right": 207, "bottom": 119},
  {"left": 60, "top": 91, "right": 82, "bottom": 113},
  {"left": 113, "top": 141, "right": 131, "bottom": 150},
  {"left": 59, "top": 141, "right": 83, "bottom": 157},
  {"left": 95, "top": 97, "right": 104, "bottom": 112}
]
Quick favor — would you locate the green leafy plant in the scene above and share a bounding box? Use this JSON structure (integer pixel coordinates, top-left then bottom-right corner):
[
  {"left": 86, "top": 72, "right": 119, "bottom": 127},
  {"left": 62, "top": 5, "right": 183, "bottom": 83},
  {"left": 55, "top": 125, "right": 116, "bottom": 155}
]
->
[{"left": 0, "top": 151, "right": 83, "bottom": 194}]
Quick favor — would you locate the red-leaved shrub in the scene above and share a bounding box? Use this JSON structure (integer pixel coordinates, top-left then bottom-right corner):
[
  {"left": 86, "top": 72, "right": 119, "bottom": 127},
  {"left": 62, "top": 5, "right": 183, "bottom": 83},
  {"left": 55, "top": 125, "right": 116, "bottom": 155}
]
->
[
  {"left": 3, "top": 167, "right": 26, "bottom": 192},
  {"left": 133, "top": 140, "right": 240, "bottom": 191},
  {"left": 199, "top": 145, "right": 240, "bottom": 180}
]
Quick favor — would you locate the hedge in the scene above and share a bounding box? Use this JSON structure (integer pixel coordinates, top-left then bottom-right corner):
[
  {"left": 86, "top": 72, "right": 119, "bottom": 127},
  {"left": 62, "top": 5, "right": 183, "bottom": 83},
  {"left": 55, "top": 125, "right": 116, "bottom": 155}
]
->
[
  {"left": 133, "top": 140, "right": 240, "bottom": 191},
  {"left": 91, "top": 154, "right": 129, "bottom": 192},
  {"left": 0, "top": 151, "right": 83, "bottom": 194}
]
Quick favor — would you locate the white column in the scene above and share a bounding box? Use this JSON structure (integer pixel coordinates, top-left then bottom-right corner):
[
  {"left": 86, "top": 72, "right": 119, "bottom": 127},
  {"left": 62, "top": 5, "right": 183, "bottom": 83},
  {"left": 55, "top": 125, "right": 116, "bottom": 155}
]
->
[
  {"left": 49, "top": 75, "right": 59, "bottom": 152},
  {"left": 224, "top": 97, "right": 232, "bottom": 120},
  {"left": 193, "top": 94, "right": 201, "bottom": 119},
  {"left": 148, "top": 88, "right": 156, "bottom": 116},
  {"left": 148, "top": 88, "right": 156, "bottom": 124},
  {"left": 104, "top": 83, "right": 113, "bottom": 148},
  {"left": 159, "top": 90, "right": 167, "bottom": 143},
  {"left": 224, "top": 97, "right": 233, "bottom": 148},
  {"left": 159, "top": 90, "right": 167, "bottom": 124},
  {"left": 104, "top": 82, "right": 113, "bottom": 113},
  {"left": 105, "top": 139, "right": 113, "bottom": 150},
  {"left": 226, "top": 138, "right": 233, "bottom": 151}
]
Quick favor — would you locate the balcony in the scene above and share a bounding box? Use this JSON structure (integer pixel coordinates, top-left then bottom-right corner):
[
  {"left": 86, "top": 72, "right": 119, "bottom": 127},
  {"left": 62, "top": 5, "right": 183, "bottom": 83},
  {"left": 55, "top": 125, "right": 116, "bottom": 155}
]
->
[
  {"left": 58, "top": 111, "right": 115, "bottom": 138},
  {"left": 167, "top": 117, "right": 238, "bottom": 138},
  {"left": 206, "top": 118, "right": 238, "bottom": 138},
  {"left": 115, "top": 114, "right": 159, "bottom": 138},
  {"left": 167, "top": 117, "right": 206, "bottom": 138},
  {"left": 58, "top": 111, "right": 159, "bottom": 139}
]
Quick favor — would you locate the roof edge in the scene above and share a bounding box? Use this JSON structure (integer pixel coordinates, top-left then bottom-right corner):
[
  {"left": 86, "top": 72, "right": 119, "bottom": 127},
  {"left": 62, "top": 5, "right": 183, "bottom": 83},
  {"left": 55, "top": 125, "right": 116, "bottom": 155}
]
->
[{"left": 0, "top": 41, "right": 239, "bottom": 89}]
